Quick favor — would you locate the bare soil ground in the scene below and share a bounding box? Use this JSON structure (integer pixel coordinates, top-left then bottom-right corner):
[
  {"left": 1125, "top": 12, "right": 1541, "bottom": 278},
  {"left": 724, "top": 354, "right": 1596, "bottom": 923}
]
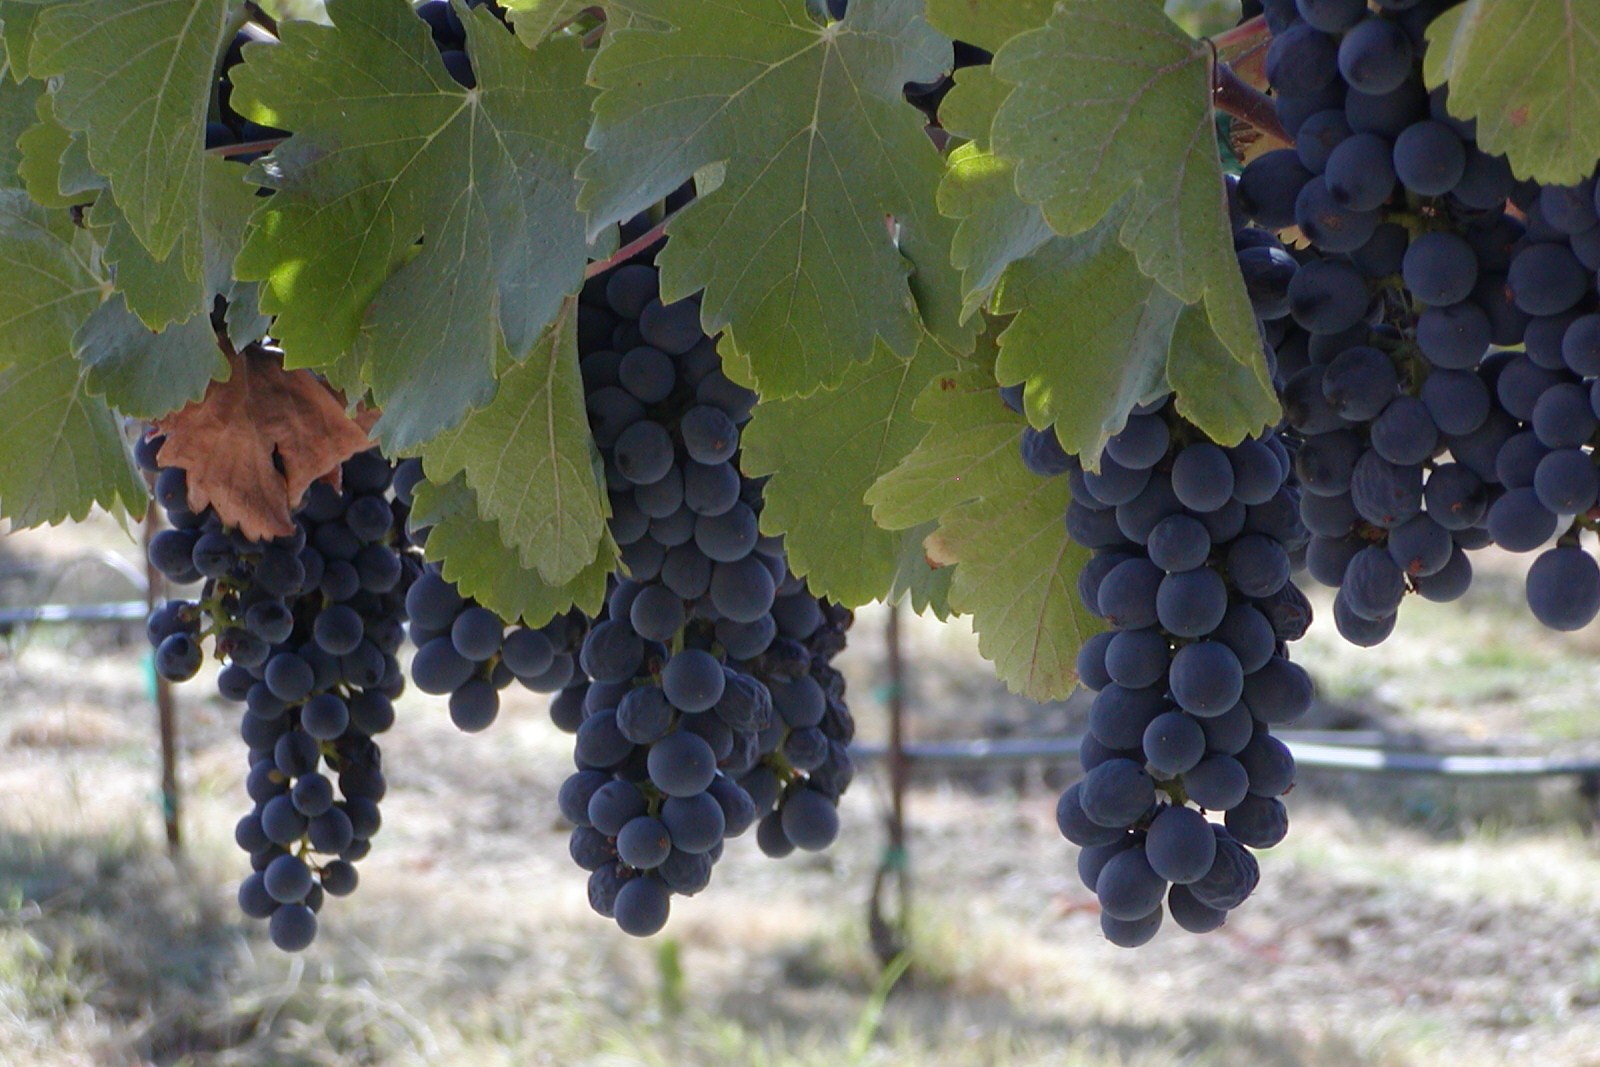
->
[{"left": 4, "top": 514, "right": 1600, "bottom": 1067}]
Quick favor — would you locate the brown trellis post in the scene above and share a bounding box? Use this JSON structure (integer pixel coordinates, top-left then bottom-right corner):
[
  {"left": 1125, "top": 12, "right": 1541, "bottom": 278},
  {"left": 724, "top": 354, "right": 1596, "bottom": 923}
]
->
[{"left": 143, "top": 504, "right": 181, "bottom": 853}]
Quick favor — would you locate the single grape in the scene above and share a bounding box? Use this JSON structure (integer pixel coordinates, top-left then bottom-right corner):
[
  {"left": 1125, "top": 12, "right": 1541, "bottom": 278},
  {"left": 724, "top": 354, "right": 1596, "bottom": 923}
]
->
[
  {"left": 1105, "top": 414, "right": 1171, "bottom": 470},
  {"left": 648, "top": 730, "right": 719, "bottom": 798},
  {"left": 1526, "top": 546, "right": 1600, "bottom": 631},
  {"left": 1101, "top": 906, "right": 1164, "bottom": 948},
  {"left": 709, "top": 556, "right": 776, "bottom": 623},
  {"left": 1337, "top": 16, "right": 1414, "bottom": 95},
  {"left": 1413, "top": 545, "right": 1473, "bottom": 602},
  {"left": 1323, "top": 133, "right": 1396, "bottom": 212},
  {"left": 1241, "top": 656, "right": 1315, "bottom": 725},
  {"left": 1155, "top": 567, "right": 1229, "bottom": 638},
  {"left": 1183, "top": 756, "right": 1250, "bottom": 811},
  {"left": 1369, "top": 397, "right": 1439, "bottom": 467},
  {"left": 1104, "top": 629, "right": 1169, "bottom": 690},
  {"left": 1295, "top": 176, "right": 1381, "bottom": 253},
  {"left": 1096, "top": 847, "right": 1168, "bottom": 921},
  {"left": 1417, "top": 302, "right": 1491, "bottom": 369},
  {"left": 617, "top": 815, "right": 674, "bottom": 870},
  {"left": 1294, "top": 108, "right": 1353, "bottom": 173},
  {"left": 156, "top": 633, "right": 203, "bottom": 682},
  {"left": 1534, "top": 449, "right": 1600, "bottom": 514},
  {"left": 264, "top": 853, "right": 314, "bottom": 904},
  {"left": 1189, "top": 829, "right": 1259, "bottom": 911},
  {"left": 448, "top": 679, "right": 499, "bottom": 732},
  {"left": 662, "top": 792, "right": 726, "bottom": 854},
  {"left": 662, "top": 648, "right": 725, "bottom": 712},
  {"left": 1143, "top": 712, "right": 1207, "bottom": 775},
  {"left": 681, "top": 405, "right": 739, "bottom": 465},
  {"left": 1167, "top": 884, "right": 1228, "bottom": 933},
  {"left": 1239, "top": 149, "right": 1313, "bottom": 230},
  {"left": 1508, "top": 243, "right": 1588, "bottom": 316},
  {"left": 1401, "top": 231, "right": 1477, "bottom": 307},
  {"left": 1225, "top": 795, "right": 1289, "bottom": 849},
  {"left": 1144, "top": 806, "right": 1218, "bottom": 884},
  {"left": 1288, "top": 258, "right": 1369, "bottom": 335},
  {"left": 1296, "top": 0, "right": 1366, "bottom": 34},
  {"left": 1080, "top": 759, "right": 1155, "bottom": 829},
  {"left": 1266, "top": 23, "right": 1339, "bottom": 96},
  {"left": 1487, "top": 487, "right": 1558, "bottom": 553},
  {"left": 1393, "top": 119, "right": 1465, "bottom": 196},
  {"left": 614, "top": 421, "right": 676, "bottom": 485},
  {"left": 1146, "top": 515, "right": 1212, "bottom": 573}
]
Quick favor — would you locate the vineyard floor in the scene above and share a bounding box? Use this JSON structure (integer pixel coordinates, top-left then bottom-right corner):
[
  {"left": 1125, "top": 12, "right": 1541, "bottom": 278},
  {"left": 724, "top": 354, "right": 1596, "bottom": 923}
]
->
[{"left": 2, "top": 515, "right": 1600, "bottom": 1067}]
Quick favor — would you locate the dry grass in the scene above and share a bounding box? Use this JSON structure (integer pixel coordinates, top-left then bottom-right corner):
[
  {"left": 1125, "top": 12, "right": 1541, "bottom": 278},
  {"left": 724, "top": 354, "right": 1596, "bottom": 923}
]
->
[{"left": 8, "top": 515, "right": 1600, "bottom": 1065}]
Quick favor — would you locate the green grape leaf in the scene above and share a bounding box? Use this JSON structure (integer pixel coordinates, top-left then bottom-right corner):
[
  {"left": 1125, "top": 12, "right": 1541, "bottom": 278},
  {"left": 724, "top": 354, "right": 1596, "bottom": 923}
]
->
[
  {"left": 0, "top": 69, "right": 37, "bottom": 184},
  {"left": 16, "top": 90, "right": 98, "bottom": 208},
  {"left": 73, "top": 296, "right": 227, "bottom": 420},
  {"left": 992, "top": 219, "right": 1179, "bottom": 459},
  {"left": 936, "top": 67, "right": 1051, "bottom": 322},
  {"left": 411, "top": 475, "right": 614, "bottom": 627},
  {"left": 86, "top": 154, "right": 257, "bottom": 330},
  {"left": 579, "top": 0, "right": 970, "bottom": 397},
  {"left": 867, "top": 358, "right": 1100, "bottom": 700},
  {"left": 935, "top": 60, "right": 1005, "bottom": 144},
  {"left": 0, "top": 187, "right": 100, "bottom": 373},
  {"left": 1425, "top": 0, "right": 1600, "bottom": 185},
  {"left": 0, "top": 189, "right": 143, "bottom": 525},
  {"left": 29, "top": 0, "right": 231, "bottom": 266},
  {"left": 1167, "top": 304, "right": 1281, "bottom": 440},
  {"left": 232, "top": 0, "right": 593, "bottom": 452},
  {"left": 740, "top": 331, "right": 958, "bottom": 607},
  {"left": 889, "top": 520, "right": 952, "bottom": 619},
  {"left": 89, "top": 188, "right": 197, "bottom": 329},
  {"left": 991, "top": 209, "right": 1278, "bottom": 460},
  {"left": 195, "top": 157, "right": 262, "bottom": 294},
  {"left": 502, "top": 0, "right": 586, "bottom": 44},
  {"left": 0, "top": 345, "right": 145, "bottom": 525},
  {"left": 225, "top": 281, "right": 272, "bottom": 351},
  {"left": 253, "top": 0, "right": 331, "bottom": 23},
  {"left": 923, "top": 0, "right": 1051, "bottom": 53},
  {"left": 988, "top": 1, "right": 1262, "bottom": 374},
  {"left": 942, "top": 145, "right": 1051, "bottom": 322},
  {"left": 2, "top": 3, "right": 48, "bottom": 83},
  {"left": 418, "top": 298, "right": 607, "bottom": 585}
]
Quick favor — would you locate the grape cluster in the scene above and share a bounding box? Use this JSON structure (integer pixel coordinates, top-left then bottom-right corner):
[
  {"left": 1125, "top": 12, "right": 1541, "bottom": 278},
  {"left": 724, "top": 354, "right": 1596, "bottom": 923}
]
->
[
  {"left": 551, "top": 258, "right": 856, "bottom": 936},
  {"left": 1021, "top": 386, "right": 1308, "bottom": 945},
  {"left": 1245, "top": 0, "right": 1600, "bottom": 638},
  {"left": 402, "top": 567, "right": 591, "bottom": 735},
  {"left": 142, "top": 436, "right": 419, "bottom": 951}
]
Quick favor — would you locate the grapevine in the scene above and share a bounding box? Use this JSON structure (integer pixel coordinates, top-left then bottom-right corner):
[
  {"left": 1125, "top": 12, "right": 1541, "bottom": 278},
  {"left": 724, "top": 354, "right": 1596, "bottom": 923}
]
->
[{"left": 1, "top": 0, "right": 1599, "bottom": 958}]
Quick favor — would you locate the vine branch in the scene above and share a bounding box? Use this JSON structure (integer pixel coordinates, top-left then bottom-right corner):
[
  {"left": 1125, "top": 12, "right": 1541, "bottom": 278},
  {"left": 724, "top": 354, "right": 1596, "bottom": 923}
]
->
[
  {"left": 584, "top": 217, "right": 671, "bottom": 279},
  {"left": 555, "top": 6, "right": 606, "bottom": 36},
  {"left": 242, "top": 1, "right": 279, "bottom": 38},
  {"left": 207, "top": 137, "right": 288, "bottom": 158},
  {"left": 1209, "top": 14, "right": 1269, "bottom": 56},
  {"left": 1213, "top": 60, "right": 1292, "bottom": 147}
]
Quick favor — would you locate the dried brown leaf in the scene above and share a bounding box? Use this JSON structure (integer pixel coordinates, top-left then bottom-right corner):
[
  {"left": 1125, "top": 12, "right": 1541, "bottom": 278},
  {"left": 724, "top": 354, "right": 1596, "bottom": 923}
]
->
[{"left": 154, "top": 346, "right": 373, "bottom": 540}]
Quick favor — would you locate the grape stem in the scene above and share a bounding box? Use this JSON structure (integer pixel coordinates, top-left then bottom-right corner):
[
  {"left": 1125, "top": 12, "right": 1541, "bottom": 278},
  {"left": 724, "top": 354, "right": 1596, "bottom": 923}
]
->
[
  {"left": 243, "top": 2, "right": 279, "bottom": 38},
  {"left": 555, "top": 6, "right": 606, "bottom": 36},
  {"left": 584, "top": 217, "right": 671, "bottom": 280},
  {"left": 1213, "top": 59, "right": 1292, "bottom": 147},
  {"left": 209, "top": 137, "right": 287, "bottom": 159},
  {"left": 1209, "top": 15, "right": 1270, "bottom": 55}
]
